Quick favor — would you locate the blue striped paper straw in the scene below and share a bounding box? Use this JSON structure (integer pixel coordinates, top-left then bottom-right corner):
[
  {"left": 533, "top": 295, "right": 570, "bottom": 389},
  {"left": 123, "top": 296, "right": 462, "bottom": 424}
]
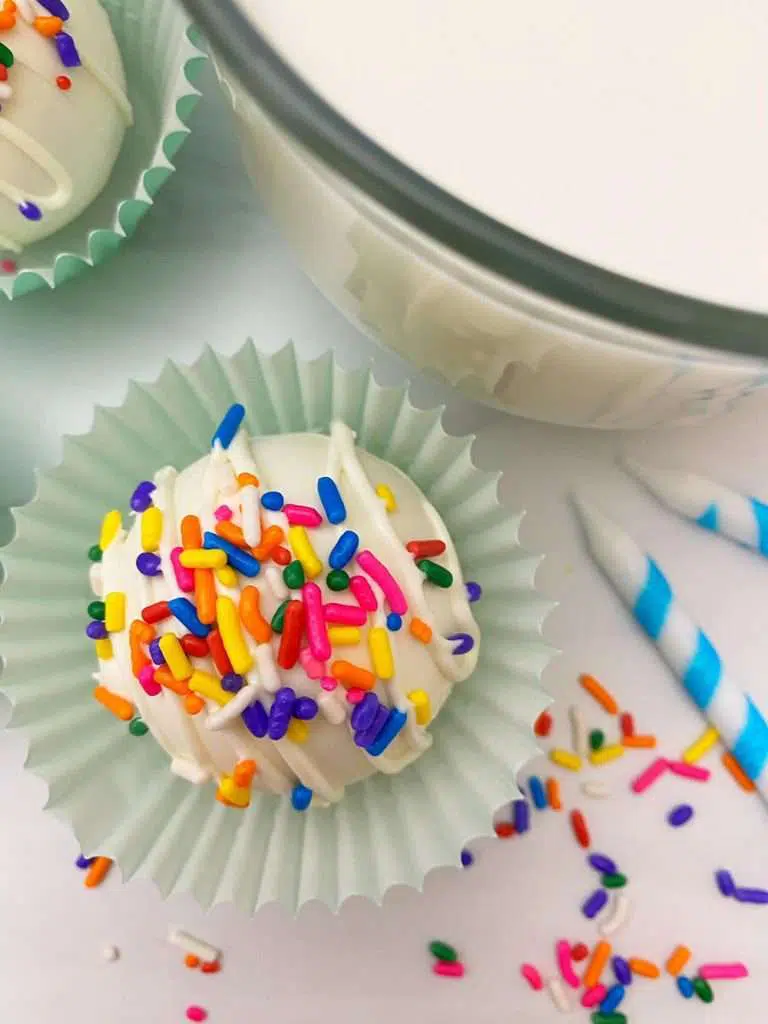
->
[
  {"left": 573, "top": 495, "right": 768, "bottom": 802},
  {"left": 625, "top": 458, "right": 768, "bottom": 557}
]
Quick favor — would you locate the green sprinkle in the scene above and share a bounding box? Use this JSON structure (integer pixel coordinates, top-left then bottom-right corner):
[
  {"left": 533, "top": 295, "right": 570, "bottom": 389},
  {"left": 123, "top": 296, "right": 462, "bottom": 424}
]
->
[
  {"left": 693, "top": 977, "right": 714, "bottom": 1003},
  {"left": 129, "top": 718, "right": 148, "bottom": 737},
  {"left": 0, "top": 42, "right": 14, "bottom": 68},
  {"left": 591, "top": 1014, "right": 627, "bottom": 1024},
  {"left": 88, "top": 544, "right": 103, "bottom": 562},
  {"left": 87, "top": 600, "right": 106, "bottom": 621},
  {"left": 602, "top": 872, "right": 628, "bottom": 889},
  {"left": 589, "top": 729, "right": 605, "bottom": 751},
  {"left": 417, "top": 559, "right": 454, "bottom": 588},
  {"left": 326, "top": 569, "right": 350, "bottom": 592},
  {"left": 271, "top": 599, "right": 289, "bottom": 634},
  {"left": 428, "top": 940, "right": 458, "bottom": 962},
  {"left": 283, "top": 560, "right": 305, "bottom": 589}
]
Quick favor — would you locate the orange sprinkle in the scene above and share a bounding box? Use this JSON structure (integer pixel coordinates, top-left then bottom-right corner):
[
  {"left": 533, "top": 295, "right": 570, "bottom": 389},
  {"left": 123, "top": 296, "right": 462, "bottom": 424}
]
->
[
  {"left": 579, "top": 673, "right": 618, "bottom": 715},
  {"left": 233, "top": 759, "right": 258, "bottom": 787},
  {"left": 623, "top": 734, "right": 657, "bottom": 749},
  {"left": 546, "top": 777, "right": 562, "bottom": 810},
  {"left": 237, "top": 472, "right": 259, "bottom": 488},
  {"left": 0, "top": 10, "right": 15, "bottom": 28},
  {"left": 195, "top": 568, "right": 217, "bottom": 625},
  {"left": 215, "top": 520, "right": 248, "bottom": 548},
  {"left": 185, "top": 954, "right": 200, "bottom": 969},
  {"left": 129, "top": 620, "right": 152, "bottom": 677},
  {"left": 722, "top": 752, "right": 756, "bottom": 792},
  {"left": 494, "top": 822, "right": 515, "bottom": 838},
  {"left": 181, "top": 514, "right": 203, "bottom": 549},
  {"left": 184, "top": 694, "right": 205, "bottom": 715},
  {"left": 331, "top": 660, "right": 376, "bottom": 691},
  {"left": 154, "top": 667, "right": 190, "bottom": 696},
  {"left": 665, "top": 945, "right": 692, "bottom": 976},
  {"left": 252, "top": 524, "right": 284, "bottom": 560},
  {"left": 33, "top": 14, "right": 62, "bottom": 35},
  {"left": 409, "top": 618, "right": 433, "bottom": 644},
  {"left": 201, "top": 960, "right": 221, "bottom": 974},
  {"left": 240, "top": 585, "right": 272, "bottom": 644},
  {"left": 583, "top": 940, "right": 612, "bottom": 989},
  {"left": 93, "top": 686, "right": 134, "bottom": 721},
  {"left": 84, "top": 856, "right": 113, "bottom": 888},
  {"left": 628, "top": 958, "right": 660, "bottom": 979}
]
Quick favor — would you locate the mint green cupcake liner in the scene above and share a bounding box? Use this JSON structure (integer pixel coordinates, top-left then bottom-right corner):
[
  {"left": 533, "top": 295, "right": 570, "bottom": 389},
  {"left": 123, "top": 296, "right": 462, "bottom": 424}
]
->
[
  {"left": 0, "top": 0, "right": 206, "bottom": 299},
  {"left": 0, "top": 342, "right": 555, "bottom": 912}
]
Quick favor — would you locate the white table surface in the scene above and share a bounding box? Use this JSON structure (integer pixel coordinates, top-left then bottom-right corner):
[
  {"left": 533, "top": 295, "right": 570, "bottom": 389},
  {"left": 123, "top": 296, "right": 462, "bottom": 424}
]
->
[{"left": 1, "top": 64, "right": 767, "bottom": 1024}]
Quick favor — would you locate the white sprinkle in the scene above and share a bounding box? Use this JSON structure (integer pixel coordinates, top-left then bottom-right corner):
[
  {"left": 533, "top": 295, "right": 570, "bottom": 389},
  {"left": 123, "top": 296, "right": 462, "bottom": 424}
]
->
[
  {"left": 89, "top": 563, "right": 104, "bottom": 597},
  {"left": 265, "top": 564, "right": 289, "bottom": 601},
  {"left": 581, "top": 780, "right": 611, "bottom": 799},
  {"left": 240, "top": 485, "right": 261, "bottom": 547},
  {"left": 170, "top": 759, "right": 211, "bottom": 784},
  {"left": 206, "top": 684, "right": 259, "bottom": 730},
  {"left": 255, "top": 642, "right": 282, "bottom": 693},
  {"left": 102, "top": 945, "right": 119, "bottom": 962},
  {"left": 318, "top": 690, "right": 346, "bottom": 725},
  {"left": 569, "top": 705, "right": 589, "bottom": 758},
  {"left": 547, "top": 977, "right": 571, "bottom": 1013},
  {"left": 599, "top": 892, "right": 631, "bottom": 937},
  {"left": 167, "top": 928, "right": 220, "bottom": 964}
]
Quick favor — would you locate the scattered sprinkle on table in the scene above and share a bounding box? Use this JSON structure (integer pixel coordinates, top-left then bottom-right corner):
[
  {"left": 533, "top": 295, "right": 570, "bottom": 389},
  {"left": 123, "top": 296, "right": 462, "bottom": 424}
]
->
[
  {"left": 101, "top": 945, "right": 119, "bottom": 962},
  {"left": 667, "top": 803, "right": 694, "bottom": 828},
  {"left": 186, "top": 1008, "right": 208, "bottom": 1022}
]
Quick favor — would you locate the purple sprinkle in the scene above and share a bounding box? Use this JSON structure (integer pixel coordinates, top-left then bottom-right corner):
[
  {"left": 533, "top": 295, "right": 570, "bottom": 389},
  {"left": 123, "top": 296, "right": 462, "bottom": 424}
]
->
[
  {"left": 148, "top": 638, "right": 165, "bottom": 666},
  {"left": 354, "top": 704, "right": 389, "bottom": 747},
  {"left": 86, "top": 620, "right": 107, "bottom": 640},
  {"left": 136, "top": 552, "right": 162, "bottom": 577},
  {"left": 268, "top": 692, "right": 293, "bottom": 739},
  {"left": 221, "top": 673, "right": 243, "bottom": 693},
  {"left": 588, "top": 853, "right": 618, "bottom": 875},
  {"left": 667, "top": 803, "right": 694, "bottom": 828},
  {"left": 582, "top": 888, "right": 609, "bottom": 920},
  {"left": 716, "top": 869, "right": 736, "bottom": 897},
  {"left": 38, "top": 0, "right": 70, "bottom": 18},
  {"left": 19, "top": 201, "right": 42, "bottom": 221},
  {"left": 75, "top": 854, "right": 95, "bottom": 870},
  {"left": 446, "top": 632, "right": 475, "bottom": 655},
  {"left": 465, "top": 581, "right": 482, "bottom": 603},
  {"left": 612, "top": 956, "right": 632, "bottom": 986},
  {"left": 130, "top": 481, "right": 156, "bottom": 512},
  {"left": 512, "top": 798, "right": 530, "bottom": 834},
  {"left": 55, "top": 31, "right": 81, "bottom": 68},
  {"left": 293, "top": 696, "right": 319, "bottom": 720},
  {"left": 350, "top": 692, "right": 379, "bottom": 732},
  {"left": 241, "top": 700, "right": 268, "bottom": 738},
  {"left": 733, "top": 886, "right": 768, "bottom": 905},
  {"left": 460, "top": 849, "right": 474, "bottom": 868}
]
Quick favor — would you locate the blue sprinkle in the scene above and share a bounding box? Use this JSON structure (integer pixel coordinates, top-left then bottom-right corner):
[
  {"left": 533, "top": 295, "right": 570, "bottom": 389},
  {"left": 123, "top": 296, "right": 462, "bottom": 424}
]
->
[
  {"left": 19, "top": 201, "right": 42, "bottom": 221},
  {"left": 588, "top": 853, "right": 618, "bottom": 875},
  {"left": 167, "top": 597, "right": 210, "bottom": 638},
  {"left": 86, "top": 620, "right": 107, "bottom": 640},
  {"left": 667, "top": 803, "right": 694, "bottom": 828},
  {"left": 211, "top": 403, "right": 245, "bottom": 450},
  {"left": 136, "top": 552, "right": 162, "bottom": 577},
  {"left": 54, "top": 30, "right": 81, "bottom": 68},
  {"left": 599, "top": 985, "right": 626, "bottom": 1014},
  {"left": 75, "top": 854, "right": 95, "bottom": 870},
  {"left": 261, "top": 491, "right": 284, "bottom": 511},
  {"left": 355, "top": 704, "right": 389, "bottom": 747},
  {"left": 148, "top": 638, "right": 165, "bottom": 666},
  {"left": 466, "top": 581, "right": 482, "bottom": 603},
  {"left": 317, "top": 476, "right": 347, "bottom": 524},
  {"left": 581, "top": 888, "right": 609, "bottom": 920},
  {"left": 328, "top": 529, "right": 359, "bottom": 570},
  {"left": 612, "top": 956, "right": 632, "bottom": 986},
  {"left": 291, "top": 784, "right": 313, "bottom": 811},
  {"left": 241, "top": 700, "right": 268, "bottom": 738},
  {"left": 677, "top": 976, "right": 695, "bottom": 999},
  {"left": 460, "top": 848, "right": 474, "bottom": 868},
  {"left": 130, "top": 481, "right": 155, "bottom": 513},
  {"left": 733, "top": 886, "right": 768, "bottom": 904},
  {"left": 386, "top": 612, "right": 402, "bottom": 631},
  {"left": 38, "top": 0, "right": 70, "bottom": 18},
  {"left": 203, "top": 532, "right": 261, "bottom": 577},
  {"left": 716, "top": 869, "right": 736, "bottom": 897},
  {"left": 512, "top": 798, "right": 530, "bottom": 834},
  {"left": 528, "top": 775, "right": 547, "bottom": 810},
  {"left": 293, "top": 696, "right": 319, "bottom": 720},
  {"left": 446, "top": 632, "right": 475, "bottom": 655},
  {"left": 350, "top": 692, "right": 380, "bottom": 732},
  {"left": 366, "top": 708, "right": 408, "bottom": 756},
  {"left": 221, "top": 673, "right": 243, "bottom": 693}
]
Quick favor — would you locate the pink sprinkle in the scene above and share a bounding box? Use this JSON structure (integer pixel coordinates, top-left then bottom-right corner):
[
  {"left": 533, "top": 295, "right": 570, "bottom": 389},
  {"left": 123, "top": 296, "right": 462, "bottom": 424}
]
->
[
  {"left": 138, "top": 664, "right": 161, "bottom": 696},
  {"left": 556, "top": 940, "right": 580, "bottom": 989},
  {"left": 346, "top": 687, "right": 365, "bottom": 704},
  {"left": 667, "top": 761, "right": 711, "bottom": 782},
  {"left": 283, "top": 504, "right": 322, "bottom": 527},
  {"left": 302, "top": 582, "right": 331, "bottom": 662},
  {"left": 323, "top": 603, "right": 367, "bottom": 626},
  {"left": 356, "top": 550, "right": 408, "bottom": 614},
  {"left": 214, "top": 505, "right": 233, "bottom": 521},
  {"left": 699, "top": 963, "right": 749, "bottom": 980},
  {"left": 521, "top": 964, "right": 543, "bottom": 991},
  {"left": 1, "top": 258, "right": 16, "bottom": 273},
  {"left": 170, "top": 546, "right": 195, "bottom": 593},
  {"left": 186, "top": 1008, "right": 207, "bottom": 1022},
  {"left": 349, "top": 575, "right": 378, "bottom": 611},
  {"left": 299, "top": 647, "right": 326, "bottom": 680},
  {"left": 320, "top": 676, "right": 338, "bottom": 692},
  {"left": 581, "top": 985, "right": 607, "bottom": 1008},
  {"left": 433, "top": 961, "right": 465, "bottom": 978},
  {"left": 631, "top": 757, "right": 669, "bottom": 794}
]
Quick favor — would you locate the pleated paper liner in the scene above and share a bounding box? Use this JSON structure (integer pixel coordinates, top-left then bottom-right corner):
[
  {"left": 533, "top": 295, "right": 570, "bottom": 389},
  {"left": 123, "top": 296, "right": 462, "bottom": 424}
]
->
[
  {"left": 0, "top": 343, "right": 555, "bottom": 912},
  {"left": 0, "top": 0, "right": 206, "bottom": 299}
]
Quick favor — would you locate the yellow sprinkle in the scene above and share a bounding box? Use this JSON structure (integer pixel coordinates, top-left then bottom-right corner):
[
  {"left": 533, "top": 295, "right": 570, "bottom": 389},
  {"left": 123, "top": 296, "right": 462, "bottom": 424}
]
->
[
  {"left": 94, "top": 637, "right": 113, "bottom": 660},
  {"left": 140, "top": 506, "right": 163, "bottom": 552},
  {"left": 368, "top": 626, "right": 394, "bottom": 680},
  {"left": 549, "top": 748, "right": 582, "bottom": 772},
  {"left": 328, "top": 626, "right": 361, "bottom": 646},
  {"left": 408, "top": 689, "right": 431, "bottom": 725},
  {"left": 188, "top": 670, "right": 233, "bottom": 706},
  {"left": 158, "top": 634, "right": 193, "bottom": 681},
  {"left": 216, "top": 596, "right": 254, "bottom": 674},
  {"left": 286, "top": 719, "right": 309, "bottom": 744},
  {"left": 288, "top": 525, "right": 322, "bottom": 578},
  {"left": 216, "top": 565, "right": 238, "bottom": 588},
  {"left": 179, "top": 548, "right": 227, "bottom": 569},
  {"left": 104, "top": 592, "right": 126, "bottom": 633},
  {"left": 99, "top": 510, "right": 122, "bottom": 551},
  {"left": 375, "top": 483, "right": 397, "bottom": 512},
  {"left": 217, "top": 776, "right": 250, "bottom": 808},
  {"left": 589, "top": 743, "right": 625, "bottom": 766},
  {"left": 682, "top": 725, "right": 719, "bottom": 764}
]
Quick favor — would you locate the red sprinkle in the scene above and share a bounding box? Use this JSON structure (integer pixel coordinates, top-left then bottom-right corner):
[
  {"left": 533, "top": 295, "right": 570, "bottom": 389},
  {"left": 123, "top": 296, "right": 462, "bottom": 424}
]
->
[
  {"left": 570, "top": 809, "right": 591, "bottom": 849},
  {"left": 141, "top": 600, "right": 171, "bottom": 624},
  {"left": 534, "top": 711, "right": 553, "bottom": 737},
  {"left": 277, "top": 600, "right": 304, "bottom": 669},
  {"left": 433, "top": 961, "right": 465, "bottom": 978},
  {"left": 201, "top": 960, "right": 221, "bottom": 974},
  {"left": 619, "top": 712, "right": 635, "bottom": 737},
  {"left": 0, "top": 65, "right": 7, "bottom": 82},
  {"left": 180, "top": 633, "right": 209, "bottom": 658},
  {"left": 571, "top": 943, "right": 590, "bottom": 963},
  {"left": 405, "top": 539, "right": 447, "bottom": 559},
  {"left": 56, "top": 74, "right": 71, "bottom": 90},
  {"left": 186, "top": 1008, "right": 207, "bottom": 1022},
  {"left": 494, "top": 822, "right": 516, "bottom": 839},
  {"left": 207, "top": 628, "right": 234, "bottom": 677},
  {"left": 271, "top": 545, "right": 292, "bottom": 566},
  {"left": 0, "top": 258, "right": 16, "bottom": 273}
]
